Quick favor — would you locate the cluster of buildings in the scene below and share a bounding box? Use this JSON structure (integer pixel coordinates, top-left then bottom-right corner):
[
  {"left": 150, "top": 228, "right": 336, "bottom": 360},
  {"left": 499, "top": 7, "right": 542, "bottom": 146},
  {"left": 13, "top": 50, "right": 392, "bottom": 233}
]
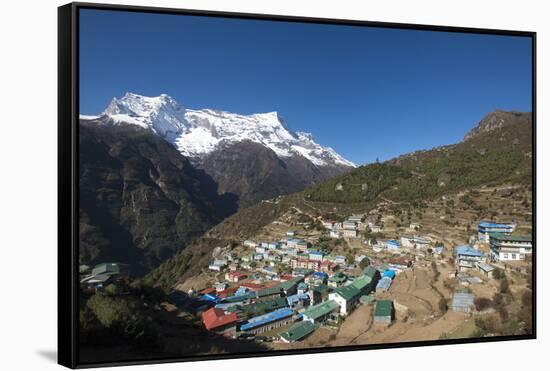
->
[
  {"left": 198, "top": 227, "right": 408, "bottom": 342},
  {"left": 454, "top": 221, "right": 532, "bottom": 273},
  {"left": 199, "top": 261, "right": 396, "bottom": 342},
  {"left": 210, "top": 235, "right": 356, "bottom": 279},
  {"left": 196, "top": 217, "right": 532, "bottom": 343},
  {"left": 323, "top": 215, "right": 366, "bottom": 239}
]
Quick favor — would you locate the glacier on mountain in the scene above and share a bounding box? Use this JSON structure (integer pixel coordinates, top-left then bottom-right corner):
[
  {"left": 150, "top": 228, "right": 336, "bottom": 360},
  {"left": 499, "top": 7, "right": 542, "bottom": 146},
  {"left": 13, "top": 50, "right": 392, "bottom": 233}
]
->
[{"left": 81, "top": 92, "right": 356, "bottom": 168}]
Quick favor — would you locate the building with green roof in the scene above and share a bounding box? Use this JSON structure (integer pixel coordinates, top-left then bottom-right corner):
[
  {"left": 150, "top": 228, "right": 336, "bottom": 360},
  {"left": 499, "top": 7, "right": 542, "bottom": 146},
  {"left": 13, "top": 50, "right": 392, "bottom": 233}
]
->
[
  {"left": 329, "top": 285, "right": 360, "bottom": 315},
  {"left": 328, "top": 272, "right": 347, "bottom": 288},
  {"left": 302, "top": 300, "right": 339, "bottom": 323},
  {"left": 374, "top": 300, "right": 394, "bottom": 324},
  {"left": 279, "top": 276, "right": 304, "bottom": 295},
  {"left": 279, "top": 320, "right": 317, "bottom": 343},
  {"left": 257, "top": 286, "right": 283, "bottom": 300},
  {"left": 91, "top": 263, "right": 129, "bottom": 277},
  {"left": 240, "top": 297, "right": 289, "bottom": 318}
]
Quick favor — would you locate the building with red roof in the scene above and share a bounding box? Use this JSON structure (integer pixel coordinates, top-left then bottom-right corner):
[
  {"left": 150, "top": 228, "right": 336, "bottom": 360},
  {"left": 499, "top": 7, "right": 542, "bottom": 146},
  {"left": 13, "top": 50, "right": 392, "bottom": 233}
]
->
[
  {"left": 217, "top": 286, "right": 239, "bottom": 298},
  {"left": 202, "top": 307, "right": 238, "bottom": 335},
  {"left": 198, "top": 287, "right": 216, "bottom": 295},
  {"left": 239, "top": 282, "right": 264, "bottom": 291}
]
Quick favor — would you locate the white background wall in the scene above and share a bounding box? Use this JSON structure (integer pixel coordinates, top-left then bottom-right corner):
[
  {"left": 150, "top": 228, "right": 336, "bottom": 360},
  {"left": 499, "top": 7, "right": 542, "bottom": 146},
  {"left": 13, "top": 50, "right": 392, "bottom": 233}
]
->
[{"left": 0, "top": 0, "right": 546, "bottom": 369}]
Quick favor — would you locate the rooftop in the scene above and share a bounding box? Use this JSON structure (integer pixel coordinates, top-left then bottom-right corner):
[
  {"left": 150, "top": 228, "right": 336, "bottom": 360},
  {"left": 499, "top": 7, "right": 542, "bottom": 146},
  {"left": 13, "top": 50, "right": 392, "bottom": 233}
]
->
[
  {"left": 375, "top": 300, "right": 393, "bottom": 317},
  {"left": 333, "top": 285, "right": 360, "bottom": 300},
  {"left": 489, "top": 233, "right": 532, "bottom": 242},
  {"left": 350, "top": 275, "right": 372, "bottom": 291},
  {"left": 202, "top": 307, "right": 238, "bottom": 330},
  {"left": 279, "top": 320, "right": 316, "bottom": 342},
  {"left": 240, "top": 307, "right": 294, "bottom": 331},
  {"left": 455, "top": 245, "right": 485, "bottom": 257},
  {"left": 478, "top": 221, "right": 516, "bottom": 228},
  {"left": 302, "top": 300, "right": 339, "bottom": 320}
]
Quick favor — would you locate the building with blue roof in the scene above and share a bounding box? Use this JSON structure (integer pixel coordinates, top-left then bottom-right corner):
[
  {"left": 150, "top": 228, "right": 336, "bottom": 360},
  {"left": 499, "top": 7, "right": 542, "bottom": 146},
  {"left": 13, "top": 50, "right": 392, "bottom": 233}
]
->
[
  {"left": 386, "top": 240, "right": 401, "bottom": 250},
  {"left": 239, "top": 307, "right": 294, "bottom": 334},
  {"left": 455, "top": 245, "right": 485, "bottom": 271},
  {"left": 200, "top": 293, "right": 220, "bottom": 303},
  {"left": 477, "top": 221, "right": 516, "bottom": 242},
  {"left": 286, "top": 293, "right": 311, "bottom": 308},
  {"left": 383, "top": 270, "right": 396, "bottom": 279}
]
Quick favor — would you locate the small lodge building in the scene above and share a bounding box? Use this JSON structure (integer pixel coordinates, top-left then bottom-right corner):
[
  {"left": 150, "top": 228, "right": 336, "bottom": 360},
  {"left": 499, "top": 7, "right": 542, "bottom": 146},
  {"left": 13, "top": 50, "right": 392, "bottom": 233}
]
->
[
  {"left": 477, "top": 221, "right": 517, "bottom": 242},
  {"left": 374, "top": 300, "right": 394, "bottom": 324},
  {"left": 455, "top": 245, "right": 485, "bottom": 271},
  {"left": 329, "top": 285, "right": 360, "bottom": 315},
  {"left": 302, "top": 300, "right": 339, "bottom": 323},
  {"left": 279, "top": 320, "right": 316, "bottom": 343},
  {"left": 202, "top": 307, "right": 238, "bottom": 335},
  {"left": 489, "top": 233, "right": 532, "bottom": 262},
  {"left": 477, "top": 262, "right": 496, "bottom": 278},
  {"left": 239, "top": 308, "right": 294, "bottom": 335}
]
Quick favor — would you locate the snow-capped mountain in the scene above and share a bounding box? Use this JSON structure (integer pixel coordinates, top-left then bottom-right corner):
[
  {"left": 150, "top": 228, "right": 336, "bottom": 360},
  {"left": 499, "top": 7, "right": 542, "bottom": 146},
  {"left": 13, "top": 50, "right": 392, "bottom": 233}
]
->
[{"left": 82, "top": 92, "right": 356, "bottom": 168}]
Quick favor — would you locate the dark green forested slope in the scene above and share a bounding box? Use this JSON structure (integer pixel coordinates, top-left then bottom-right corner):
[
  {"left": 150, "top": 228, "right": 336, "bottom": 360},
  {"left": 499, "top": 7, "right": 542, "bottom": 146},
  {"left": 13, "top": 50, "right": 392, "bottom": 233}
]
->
[
  {"left": 305, "top": 110, "right": 532, "bottom": 204},
  {"left": 79, "top": 123, "right": 238, "bottom": 275}
]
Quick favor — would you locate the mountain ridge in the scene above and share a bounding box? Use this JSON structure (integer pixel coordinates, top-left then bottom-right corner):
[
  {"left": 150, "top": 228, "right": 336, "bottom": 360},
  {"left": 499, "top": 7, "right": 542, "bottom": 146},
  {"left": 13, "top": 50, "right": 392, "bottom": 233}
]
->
[{"left": 81, "top": 92, "right": 356, "bottom": 168}]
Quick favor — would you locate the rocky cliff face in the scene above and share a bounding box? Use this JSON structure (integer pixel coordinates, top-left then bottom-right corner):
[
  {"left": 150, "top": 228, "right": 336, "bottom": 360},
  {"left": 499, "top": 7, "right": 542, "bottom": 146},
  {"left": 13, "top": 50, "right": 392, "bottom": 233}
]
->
[{"left": 79, "top": 122, "right": 238, "bottom": 275}]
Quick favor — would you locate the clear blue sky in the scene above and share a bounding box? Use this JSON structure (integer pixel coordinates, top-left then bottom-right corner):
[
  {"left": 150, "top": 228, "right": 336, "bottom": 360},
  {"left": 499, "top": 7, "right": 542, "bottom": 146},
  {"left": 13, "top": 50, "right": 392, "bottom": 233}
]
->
[{"left": 79, "top": 8, "right": 532, "bottom": 165}]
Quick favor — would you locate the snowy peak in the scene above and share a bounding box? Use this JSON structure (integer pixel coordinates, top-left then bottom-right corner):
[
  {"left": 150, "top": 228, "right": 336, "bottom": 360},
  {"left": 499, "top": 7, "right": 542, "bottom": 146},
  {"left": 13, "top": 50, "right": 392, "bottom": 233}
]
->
[
  {"left": 84, "top": 92, "right": 356, "bottom": 168},
  {"left": 102, "top": 92, "right": 187, "bottom": 138}
]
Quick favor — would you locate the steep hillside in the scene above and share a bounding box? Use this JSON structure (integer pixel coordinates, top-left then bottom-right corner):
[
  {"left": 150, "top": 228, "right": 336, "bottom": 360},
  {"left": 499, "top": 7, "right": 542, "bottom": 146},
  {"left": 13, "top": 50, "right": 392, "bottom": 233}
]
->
[
  {"left": 79, "top": 123, "right": 238, "bottom": 275},
  {"left": 145, "top": 110, "right": 533, "bottom": 289},
  {"left": 199, "top": 140, "right": 347, "bottom": 207},
  {"left": 306, "top": 110, "right": 532, "bottom": 204}
]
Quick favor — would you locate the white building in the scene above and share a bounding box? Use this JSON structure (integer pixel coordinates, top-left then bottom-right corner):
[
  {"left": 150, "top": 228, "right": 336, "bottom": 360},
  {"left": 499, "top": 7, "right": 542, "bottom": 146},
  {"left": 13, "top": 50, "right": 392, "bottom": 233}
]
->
[
  {"left": 329, "top": 285, "right": 359, "bottom": 315},
  {"left": 489, "top": 233, "right": 532, "bottom": 261}
]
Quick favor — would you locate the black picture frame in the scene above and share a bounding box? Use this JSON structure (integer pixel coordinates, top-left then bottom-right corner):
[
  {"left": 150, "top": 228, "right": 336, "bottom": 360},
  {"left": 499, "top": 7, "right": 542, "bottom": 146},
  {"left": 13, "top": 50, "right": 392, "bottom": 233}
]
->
[{"left": 58, "top": 2, "right": 537, "bottom": 369}]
